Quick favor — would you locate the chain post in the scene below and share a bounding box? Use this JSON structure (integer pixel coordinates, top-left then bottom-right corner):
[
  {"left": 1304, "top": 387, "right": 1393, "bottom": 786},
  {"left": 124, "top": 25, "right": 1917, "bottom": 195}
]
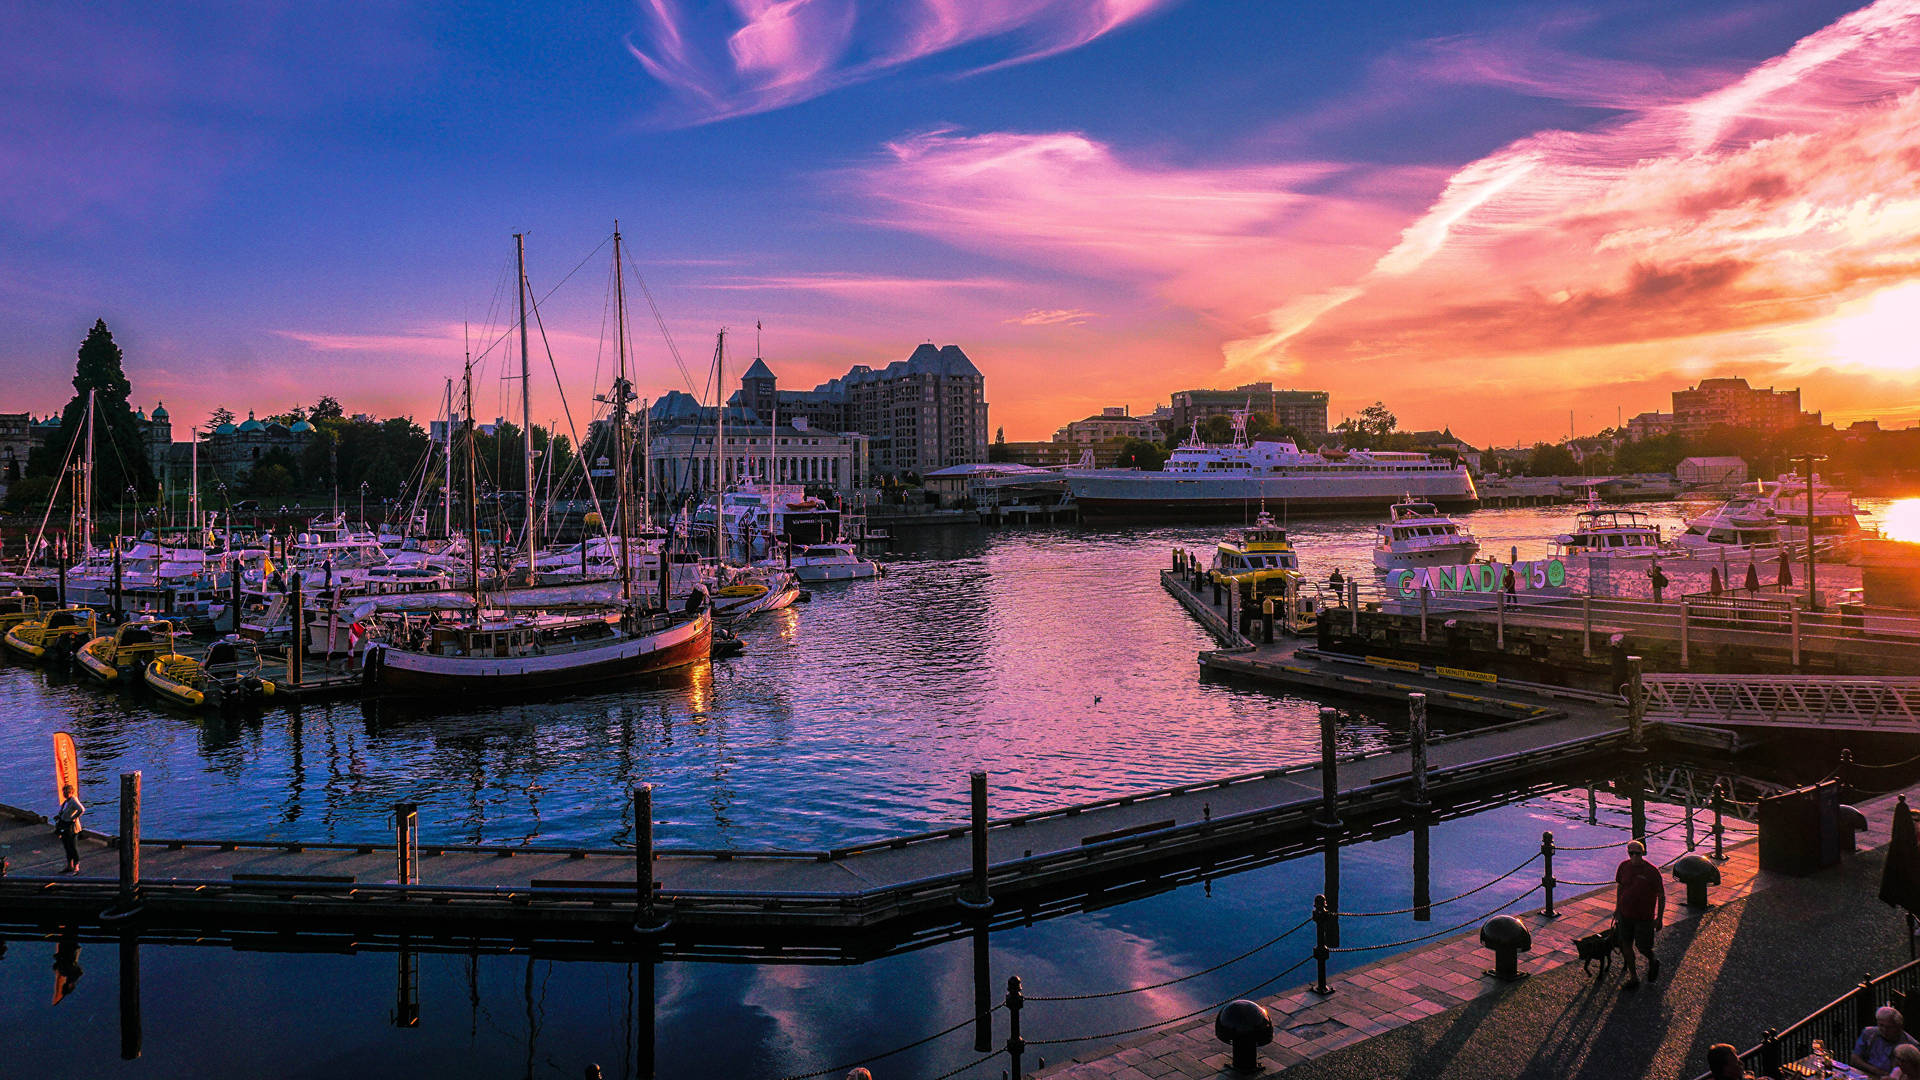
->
[
  {"left": 1711, "top": 781, "right": 1727, "bottom": 862},
  {"left": 1540, "top": 831, "right": 1557, "bottom": 918},
  {"left": 1311, "top": 893, "right": 1335, "bottom": 996},
  {"left": 1004, "top": 975, "right": 1025, "bottom": 1080}
]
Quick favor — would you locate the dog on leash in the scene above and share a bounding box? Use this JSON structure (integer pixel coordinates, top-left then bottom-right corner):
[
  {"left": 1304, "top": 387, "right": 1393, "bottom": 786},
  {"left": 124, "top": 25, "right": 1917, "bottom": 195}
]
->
[{"left": 1575, "top": 928, "right": 1618, "bottom": 975}]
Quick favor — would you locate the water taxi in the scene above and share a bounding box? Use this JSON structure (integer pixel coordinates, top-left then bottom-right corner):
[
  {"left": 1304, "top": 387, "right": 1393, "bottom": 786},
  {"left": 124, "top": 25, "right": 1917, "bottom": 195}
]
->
[
  {"left": 3, "top": 607, "right": 98, "bottom": 662},
  {"left": 1372, "top": 499, "right": 1480, "bottom": 572},
  {"left": 144, "top": 636, "right": 277, "bottom": 709},
  {"left": 77, "top": 618, "right": 179, "bottom": 684},
  {"left": 1210, "top": 511, "right": 1301, "bottom": 596}
]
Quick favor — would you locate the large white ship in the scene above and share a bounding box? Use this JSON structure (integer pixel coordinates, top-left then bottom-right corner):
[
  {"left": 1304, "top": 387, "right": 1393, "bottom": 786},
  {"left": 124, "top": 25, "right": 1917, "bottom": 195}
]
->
[{"left": 1066, "top": 417, "right": 1477, "bottom": 522}]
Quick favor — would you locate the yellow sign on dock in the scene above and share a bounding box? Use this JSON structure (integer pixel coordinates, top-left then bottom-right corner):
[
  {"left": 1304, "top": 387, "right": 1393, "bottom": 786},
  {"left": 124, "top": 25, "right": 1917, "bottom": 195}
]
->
[
  {"left": 1365, "top": 655, "right": 1422, "bottom": 673},
  {"left": 1436, "top": 665, "right": 1499, "bottom": 685}
]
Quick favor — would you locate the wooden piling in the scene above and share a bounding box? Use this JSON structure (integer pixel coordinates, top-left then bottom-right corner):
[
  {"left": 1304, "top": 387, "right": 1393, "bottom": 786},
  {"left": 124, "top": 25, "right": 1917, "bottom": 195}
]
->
[
  {"left": 961, "top": 771, "right": 992, "bottom": 910},
  {"left": 1406, "top": 693, "right": 1430, "bottom": 808},
  {"left": 1626, "top": 656, "right": 1645, "bottom": 752},
  {"left": 119, "top": 771, "right": 141, "bottom": 904},
  {"left": 288, "top": 571, "right": 303, "bottom": 688},
  {"left": 1316, "top": 708, "right": 1342, "bottom": 829},
  {"left": 634, "top": 784, "right": 657, "bottom": 926}
]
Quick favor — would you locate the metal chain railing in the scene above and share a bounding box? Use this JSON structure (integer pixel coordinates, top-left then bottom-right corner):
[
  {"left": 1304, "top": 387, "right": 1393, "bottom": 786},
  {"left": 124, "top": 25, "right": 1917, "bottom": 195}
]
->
[
  {"left": 1026, "top": 916, "right": 1314, "bottom": 1002},
  {"left": 1026, "top": 955, "right": 1317, "bottom": 1048},
  {"left": 773, "top": 1005, "right": 1004, "bottom": 1080},
  {"left": 1334, "top": 852, "right": 1540, "bottom": 918},
  {"left": 1330, "top": 885, "right": 1542, "bottom": 955}
]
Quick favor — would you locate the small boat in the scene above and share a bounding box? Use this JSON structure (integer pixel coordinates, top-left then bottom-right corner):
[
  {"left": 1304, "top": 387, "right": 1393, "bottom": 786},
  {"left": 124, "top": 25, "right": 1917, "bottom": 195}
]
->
[
  {"left": 144, "top": 635, "right": 278, "bottom": 709},
  {"left": 0, "top": 593, "right": 42, "bottom": 636},
  {"left": 3, "top": 607, "right": 99, "bottom": 663},
  {"left": 777, "top": 542, "right": 881, "bottom": 583},
  {"left": 710, "top": 568, "right": 802, "bottom": 621},
  {"left": 1371, "top": 499, "right": 1480, "bottom": 572},
  {"left": 1208, "top": 510, "right": 1323, "bottom": 632},
  {"left": 77, "top": 618, "right": 179, "bottom": 684},
  {"left": 1673, "top": 491, "right": 1786, "bottom": 558},
  {"left": 1552, "top": 495, "right": 1664, "bottom": 560}
]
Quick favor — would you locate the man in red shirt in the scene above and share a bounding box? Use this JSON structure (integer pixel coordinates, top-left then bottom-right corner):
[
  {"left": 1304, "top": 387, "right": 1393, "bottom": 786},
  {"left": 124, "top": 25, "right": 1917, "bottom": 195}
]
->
[{"left": 1615, "top": 839, "right": 1666, "bottom": 990}]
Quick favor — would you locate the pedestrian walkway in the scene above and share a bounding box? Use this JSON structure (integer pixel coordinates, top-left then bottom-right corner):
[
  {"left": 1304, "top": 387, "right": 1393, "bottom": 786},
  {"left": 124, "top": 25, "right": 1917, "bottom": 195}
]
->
[{"left": 1036, "top": 786, "right": 1916, "bottom": 1080}]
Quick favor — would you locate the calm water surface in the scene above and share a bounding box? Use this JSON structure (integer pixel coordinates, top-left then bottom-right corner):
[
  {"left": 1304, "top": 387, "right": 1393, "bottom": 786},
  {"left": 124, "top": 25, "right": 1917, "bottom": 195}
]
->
[{"left": 0, "top": 502, "right": 1842, "bottom": 1078}]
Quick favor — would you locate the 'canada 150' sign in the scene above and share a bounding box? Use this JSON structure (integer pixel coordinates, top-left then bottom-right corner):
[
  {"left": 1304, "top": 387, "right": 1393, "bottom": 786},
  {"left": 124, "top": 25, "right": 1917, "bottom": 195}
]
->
[{"left": 1389, "top": 559, "right": 1568, "bottom": 598}]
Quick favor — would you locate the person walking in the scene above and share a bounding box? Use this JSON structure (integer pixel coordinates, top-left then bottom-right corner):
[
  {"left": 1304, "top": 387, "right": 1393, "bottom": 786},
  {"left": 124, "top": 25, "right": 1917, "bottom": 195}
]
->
[
  {"left": 54, "top": 785, "right": 84, "bottom": 874},
  {"left": 1614, "top": 838, "right": 1665, "bottom": 990}
]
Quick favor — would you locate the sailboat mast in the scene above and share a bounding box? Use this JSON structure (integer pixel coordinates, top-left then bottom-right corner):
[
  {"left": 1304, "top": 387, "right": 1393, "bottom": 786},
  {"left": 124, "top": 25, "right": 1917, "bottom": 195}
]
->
[
  {"left": 81, "top": 390, "right": 95, "bottom": 554},
  {"left": 516, "top": 233, "right": 537, "bottom": 582},
  {"left": 190, "top": 425, "right": 200, "bottom": 548},
  {"left": 713, "top": 332, "right": 725, "bottom": 563},
  {"left": 464, "top": 359, "right": 482, "bottom": 609},
  {"left": 442, "top": 377, "right": 454, "bottom": 539},
  {"left": 612, "top": 225, "right": 634, "bottom": 606}
]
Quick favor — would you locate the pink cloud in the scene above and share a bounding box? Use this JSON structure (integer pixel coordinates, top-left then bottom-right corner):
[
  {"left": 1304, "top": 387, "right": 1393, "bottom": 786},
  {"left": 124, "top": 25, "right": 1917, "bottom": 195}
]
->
[{"left": 626, "top": 0, "right": 1181, "bottom": 126}]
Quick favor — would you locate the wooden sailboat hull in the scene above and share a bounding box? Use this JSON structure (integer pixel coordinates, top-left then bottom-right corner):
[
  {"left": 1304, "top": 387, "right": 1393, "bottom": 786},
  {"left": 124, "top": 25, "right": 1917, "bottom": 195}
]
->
[{"left": 364, "top": 610, "right": 712, "bottom": 696}]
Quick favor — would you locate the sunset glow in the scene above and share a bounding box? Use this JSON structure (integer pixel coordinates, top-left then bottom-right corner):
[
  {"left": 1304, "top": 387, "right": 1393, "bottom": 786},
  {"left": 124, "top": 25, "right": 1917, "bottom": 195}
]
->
[
  {"left": 2, "top": 2, "right": 1918, "bottom": 441},
  {"left": 1883, "top": 499, "right": 1920, "bottom": 544}
]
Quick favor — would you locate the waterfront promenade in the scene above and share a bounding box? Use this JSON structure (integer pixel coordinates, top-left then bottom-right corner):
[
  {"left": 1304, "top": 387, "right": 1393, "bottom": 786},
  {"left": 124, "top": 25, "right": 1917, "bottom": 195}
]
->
[{"left": 1034, "top": 786, "right": 1915, "bottom": 1080}]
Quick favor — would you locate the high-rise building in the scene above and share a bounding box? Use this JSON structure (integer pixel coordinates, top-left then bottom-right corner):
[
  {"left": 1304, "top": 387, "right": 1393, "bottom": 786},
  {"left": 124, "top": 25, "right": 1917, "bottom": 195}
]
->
[
  {"left": 1672, "top": 378, "right": 1819, "bottom": 437},
  {"left": 724, "top": 344, "right": 990, "bottom": 478},
  {"left": 1169, "top": 383, "right": 1328, "bottom": 439}
]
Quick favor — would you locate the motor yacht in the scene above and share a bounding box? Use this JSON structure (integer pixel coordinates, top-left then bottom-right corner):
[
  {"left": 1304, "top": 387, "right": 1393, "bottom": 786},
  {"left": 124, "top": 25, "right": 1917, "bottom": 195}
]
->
[
  {"left": 1552, "top": 496, "right": 1664, "bottom": 560},
  {"left": 1371, "top": 499, "right": 1480, "bottom": 572}
]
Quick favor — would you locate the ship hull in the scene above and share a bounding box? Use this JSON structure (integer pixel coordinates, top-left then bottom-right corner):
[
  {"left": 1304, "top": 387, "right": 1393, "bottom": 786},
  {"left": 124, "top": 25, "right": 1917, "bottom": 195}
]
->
[
  {"left": 365, "top": 611, "right": 711, "bottom": 696},
  {"left": 1069, "top": 472, "right": 1480, "bottom": 522}
]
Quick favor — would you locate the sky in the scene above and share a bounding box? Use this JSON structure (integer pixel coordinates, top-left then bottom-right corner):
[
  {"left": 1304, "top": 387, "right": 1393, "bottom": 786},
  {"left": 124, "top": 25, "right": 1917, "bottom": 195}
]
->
[{"left": 4, "top": 0, "right": 1920, "bottom": 446}]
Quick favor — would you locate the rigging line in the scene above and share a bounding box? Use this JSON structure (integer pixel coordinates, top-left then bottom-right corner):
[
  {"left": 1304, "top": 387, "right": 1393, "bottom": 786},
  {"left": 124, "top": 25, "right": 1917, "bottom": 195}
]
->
[
  {"left": 623, "top": 242, "right": 697, "bottom": 396},
  {"left": 524, "top": 265, "right": 608, "bottom": 531},
  {"left": 467, "top": 233, "right": 614, "bottom": 370},
  {"left": 24, "top": 410, "right": 88, "bottom": 568}
]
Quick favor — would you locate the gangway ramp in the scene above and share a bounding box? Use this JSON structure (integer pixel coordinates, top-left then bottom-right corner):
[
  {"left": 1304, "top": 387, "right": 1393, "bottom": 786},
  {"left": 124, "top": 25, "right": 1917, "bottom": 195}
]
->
[{"left": 1643, "top": 673, "right": 1920, "bottom": 732}]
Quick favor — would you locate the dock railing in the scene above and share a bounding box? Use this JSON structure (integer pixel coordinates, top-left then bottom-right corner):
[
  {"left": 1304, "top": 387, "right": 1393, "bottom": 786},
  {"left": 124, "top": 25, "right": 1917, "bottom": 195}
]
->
[{"left": 1693, "top": 958, "right": 1920, "bottom": 1080}]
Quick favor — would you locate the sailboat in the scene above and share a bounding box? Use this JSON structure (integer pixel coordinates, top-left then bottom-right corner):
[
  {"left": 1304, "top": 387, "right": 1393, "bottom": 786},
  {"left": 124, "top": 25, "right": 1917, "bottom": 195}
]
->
[{"left": 361, "top": 228, "right": 712, "bottom": 695}]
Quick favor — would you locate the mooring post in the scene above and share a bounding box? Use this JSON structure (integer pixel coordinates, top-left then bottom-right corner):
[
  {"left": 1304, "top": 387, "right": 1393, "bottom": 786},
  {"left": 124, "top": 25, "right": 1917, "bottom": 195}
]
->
[
  {"left": 288, "top": 570, "right": 304, "bottom": 688},
  {"left": 1311, "top": 893, "right": 1335, "bottom": 995},
  {"left": 1316, "top": 707, "right": 1343, "bottom": 829},
  {"left": 1587, "top": 784, "right": 1598, "bottom": 826},
  {"left": 119, "top": 771, "right": 141, "bottom": 904},
  {"left": 634, "top": 783, "right": 657, "bottom": 926},
  {"left": 1540, "top": 831, "right": 1557, "bottom": 918},
  {"left": 1262, "top": 597, "right": 1275, "bottom": 644},
  {"left": 393, "top": 801, "right": 418, "bottom": 886},
  {"left": 1791, "top": 606, "right": 1802, "bottom": 668},
  {"left": 1212, "top": 576, "right": 1222, "bottom": 606},
  {"left": 1711, "top": 781, "right": 1727, "bottom": 862},
  {"left": 1419, "top": 585, "right": 1430, "bottom": 643},
  {"left": 1347, "top": 579, "right": 1359, "bottom": 635},
  {"left": 1004, "top": 976, "right": 1026, "bottom": 1080},
  {"left": 1581, "top": 594, "right": 1592, "bottom": 658},
  {"left": 1625, "top": 655, "right": 1646, "bottom": 753},
  {"left": 961, "top": 770, "right": 992, "bottom": 910},
  {"left": 1679, "top": 600, "right": 1690, "bottom": 670},
  {"left": 1685, "top": 788, "right": 1696, "bottom": 851},
  {"left": 1406, "top": 693, "right": 1430, "bottom": 809},
  {"left": 1171, "top": 547, "right": 1180, "bottom": 571}
]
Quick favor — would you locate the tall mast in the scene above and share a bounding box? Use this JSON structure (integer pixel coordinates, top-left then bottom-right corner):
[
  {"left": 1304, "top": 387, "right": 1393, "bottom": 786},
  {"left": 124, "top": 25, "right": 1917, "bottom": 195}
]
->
[
  {"left": 612, "top": 224, "right": 634, "bottom": 606},
  {"left": 442, "top": 377, "right": 455, "bottom": 539},
  {"left": 81, "top": 390, "right": 95, "bottom": 554},
  {"left": 464, "top": 358, "right": 481, "bottom": 610},
  {"left": 190, "top": 425, "right": 200, "bottom": 548},
  {"left": 516, "top": 233, "right": 537, "bottom": 583},
  {"left": 713, "top": 331, "right": 725, "bottom": 563}
]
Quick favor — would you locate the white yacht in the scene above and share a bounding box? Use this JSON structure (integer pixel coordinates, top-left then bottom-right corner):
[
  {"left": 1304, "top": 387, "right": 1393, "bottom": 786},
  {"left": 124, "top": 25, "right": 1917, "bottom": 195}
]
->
[
  {"left": 695, "top": 483, "right": 840, "bottom": 560},
  {"left": 1759, "top": 474, "right": 1872, "bottom": 545},
  {"left": 1673, "top": 491, "right": 1787, "bottom": 557},
  {"left": 1372, "top": 499, "right": 1480, "bottom": 572},
  {"left": 772, "top": 542, "right": 881, "bottom": 583},
  {"left": 1552, "top": 496, "right": 1664, "bottom": 560}
]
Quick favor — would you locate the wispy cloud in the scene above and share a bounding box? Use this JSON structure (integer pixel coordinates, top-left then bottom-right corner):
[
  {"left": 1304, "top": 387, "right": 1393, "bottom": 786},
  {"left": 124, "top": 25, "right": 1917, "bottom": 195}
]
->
[
  {"left": 1010, "top": 307, "right": 1098, "bottom": 326},
  {"left": 697, "top": 272, "right": 1015, "bottom": 297},
  {"left": 626, "top": 0, "right": 1180, "bottom": 126}
]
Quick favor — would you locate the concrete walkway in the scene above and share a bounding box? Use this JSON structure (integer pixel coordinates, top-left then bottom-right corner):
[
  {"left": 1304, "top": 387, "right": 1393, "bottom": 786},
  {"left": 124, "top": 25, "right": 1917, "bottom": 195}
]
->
[{"left": 1035, "top": 787, "right": 1916, "bottom": 1080}]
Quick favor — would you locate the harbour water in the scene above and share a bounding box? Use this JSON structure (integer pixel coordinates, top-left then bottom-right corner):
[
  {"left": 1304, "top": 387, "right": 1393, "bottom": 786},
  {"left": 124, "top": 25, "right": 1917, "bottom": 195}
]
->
[{"left": 0, "top": 499, "right": 1895, "bottom": 1078}]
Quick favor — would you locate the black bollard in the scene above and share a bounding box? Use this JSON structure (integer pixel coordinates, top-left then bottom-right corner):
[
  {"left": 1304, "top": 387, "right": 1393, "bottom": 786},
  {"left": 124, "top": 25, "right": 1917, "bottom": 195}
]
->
[
  {"left": 1215, "top": 1000, "right": 1274, "bottom": 1074},
  {"left": 1316, "top": 707, "right": 1342, "bottom": 829}
]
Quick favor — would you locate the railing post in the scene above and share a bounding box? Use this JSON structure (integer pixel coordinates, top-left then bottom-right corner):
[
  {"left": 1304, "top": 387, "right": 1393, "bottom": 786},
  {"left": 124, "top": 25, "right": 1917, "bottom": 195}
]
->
[
  {"left": 1540, "top": 830, "right": 1557, "bottom": 918},
  {"left": 1004, "top": 976, "right": 1026, "bottom": 1080},
  {"left": 1348, "top": 579, "right": 1359, "bottom": 635},
  {"left": 1419, "top": 585, "right": 1430, "bottom": 644},
  {"left": 1855, "top": 974, "right": 1878, "bottom": 1033},
  {"left": 1212, "top": 576, "right": 1222, "bottom": 606},
  {"left": 119, "top": 771, "right": 141, "bottom": 905},
  {"left": 960, "top": 771, "right": 992, "bottom": 910},
  {"left": 1680, "top": 600, "right": 1690, "bottom": 670},
  {"left": 1316, "top": 708, "right": 1343, "bottom": 829},
  {"left": 1496, "top": 586, "right": 1506, "bottom": 650},
  {"left": 1791, "top": 606, "right": 1802, "bottom": 669},
  {"left": 393, "top": 801, "right": 418, "bottom": 886},
  {"left": 1712, "top": 781, "right": 1728, "bottom": 862},
  {"left": 1626, "top": 656, "right": 1646, "bottom": 753},
  {"left": 1312, "top": 893, "right": 1335, "bottom": 995},
  {"left": 1581, "top": 593, "right": 1592, "bottom": 658},
  {"left": 1759, "top": 1028, "right": 1781, "bottom": 1079},
  {"left": 1406, "top": 693, "right": 1430, "bottom": 809}
]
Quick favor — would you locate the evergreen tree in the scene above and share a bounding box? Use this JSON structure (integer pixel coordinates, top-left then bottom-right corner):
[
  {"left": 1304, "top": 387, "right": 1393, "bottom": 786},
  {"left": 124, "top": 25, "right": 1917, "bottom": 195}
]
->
[{"left": 27, "top": 320, "right": 156, "bottom": 502}]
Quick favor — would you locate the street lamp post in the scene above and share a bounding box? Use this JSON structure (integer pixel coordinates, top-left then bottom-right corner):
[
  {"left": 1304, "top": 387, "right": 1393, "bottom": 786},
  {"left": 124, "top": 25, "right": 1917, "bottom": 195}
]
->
[{"left": 1795, "top": 453, "right": 1826, "bottom": 612}]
